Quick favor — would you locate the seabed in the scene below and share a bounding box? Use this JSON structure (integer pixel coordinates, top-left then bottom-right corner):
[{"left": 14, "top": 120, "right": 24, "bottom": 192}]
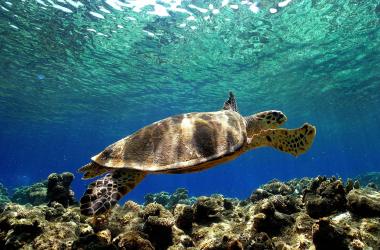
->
[{"left": 0, "top": 173, "right": 380, "bottom": 249}]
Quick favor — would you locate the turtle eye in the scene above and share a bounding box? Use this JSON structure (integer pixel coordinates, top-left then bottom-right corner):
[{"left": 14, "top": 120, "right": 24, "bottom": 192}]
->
[
  {"left": 271, "top": 111, "right": 287, "bottom": 124},
  {"left": 272, "top": 111, "right": 281, "bottom": 118}
]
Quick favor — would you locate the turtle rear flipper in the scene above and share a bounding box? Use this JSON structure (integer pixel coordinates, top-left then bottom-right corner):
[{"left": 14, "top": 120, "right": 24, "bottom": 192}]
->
[
  {"left": 249, "top": 123, "right": 316, "bottom": 156},
  {"left": 80, "top": 169, "right": 146, "bottom": 216}
]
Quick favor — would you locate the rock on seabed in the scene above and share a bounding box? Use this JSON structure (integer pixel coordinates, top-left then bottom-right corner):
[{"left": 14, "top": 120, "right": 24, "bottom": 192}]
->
[
  {"left": 0, "top": 176, "right": 379, "bottom": 249},
  {"left": 347, "top": 189, "right": 380, "bottom": 217}
]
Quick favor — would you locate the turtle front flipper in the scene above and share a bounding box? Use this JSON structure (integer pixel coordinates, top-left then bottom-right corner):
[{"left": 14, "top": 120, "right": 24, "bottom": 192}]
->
[
  {"left": 78, "top": 161, "right": 109, "bottom": 180},
  {"left": 222, "top": 91, "right": 238, "bottom": 112},
  {"left": 248, "top": 123, "right": 316, "bottom": 156},
  {"left": 80, "top": 169, "right": 146, "bottom": 216}
]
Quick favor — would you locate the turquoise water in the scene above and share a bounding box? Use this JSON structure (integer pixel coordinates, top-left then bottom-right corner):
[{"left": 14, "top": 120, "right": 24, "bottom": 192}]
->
[{"left": 0, "top": 0, "right": 379, "bottom": 202}]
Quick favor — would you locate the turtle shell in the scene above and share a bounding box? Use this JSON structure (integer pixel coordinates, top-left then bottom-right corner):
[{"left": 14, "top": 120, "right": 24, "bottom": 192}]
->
[{"left": 91, "top": 110, "right": 247, "bottom": 173}]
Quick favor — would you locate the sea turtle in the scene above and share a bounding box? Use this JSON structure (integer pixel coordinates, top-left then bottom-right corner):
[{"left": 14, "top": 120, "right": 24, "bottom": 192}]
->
[{"left": 79, "top": 92, "right": 316, "bottom": 216}]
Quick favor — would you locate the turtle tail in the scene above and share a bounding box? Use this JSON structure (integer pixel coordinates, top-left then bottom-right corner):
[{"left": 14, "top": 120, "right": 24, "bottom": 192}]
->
[{"left": 80, "top": 169, "right": 146, "bottom": 216}]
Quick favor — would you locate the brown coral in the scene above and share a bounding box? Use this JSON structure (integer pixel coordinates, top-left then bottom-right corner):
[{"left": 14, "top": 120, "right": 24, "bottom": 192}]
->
[
  {"left": 174, "top": 204, "right": 194, "bottom": 232},
  {"left": 347, "top": 189, "right": 380, "bottom": 217},
  {"left": 141, "top": 203, "right": 175, "bottom": 249},
  {"left": 113, "top": 231, "right": 154, "bottom": 250},
  {"left": 193, "top": 196, "right": 224, "bottom": 224},
  {"left": 303, "top": 176, "right": 347, "bottom": 218},
  {"left": 312, "top": 218, "right": 351, "bottom": 250},
  {"left": 252, "top": 198, "right": 295, "bottom": 236}
]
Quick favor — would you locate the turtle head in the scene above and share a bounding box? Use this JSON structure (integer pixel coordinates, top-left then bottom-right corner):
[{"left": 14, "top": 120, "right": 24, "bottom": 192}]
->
[{"left": 244, "top": 110, "right": 287, "bottom": 137}]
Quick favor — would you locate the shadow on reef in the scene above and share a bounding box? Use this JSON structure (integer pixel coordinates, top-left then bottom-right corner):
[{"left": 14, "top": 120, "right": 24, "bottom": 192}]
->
[{"left": 0, "top": 174, "right": 380, "bottom": 249}]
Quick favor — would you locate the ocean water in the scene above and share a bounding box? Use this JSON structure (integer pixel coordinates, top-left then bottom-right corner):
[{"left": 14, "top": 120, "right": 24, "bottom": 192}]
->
[{"left": 0, "top": 0, "right": 379, "bottom": 204}]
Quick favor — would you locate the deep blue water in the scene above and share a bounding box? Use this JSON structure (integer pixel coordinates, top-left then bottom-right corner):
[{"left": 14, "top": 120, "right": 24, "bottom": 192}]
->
[{"left": 0, "top": 0, "right": 379, "bottom": 203}]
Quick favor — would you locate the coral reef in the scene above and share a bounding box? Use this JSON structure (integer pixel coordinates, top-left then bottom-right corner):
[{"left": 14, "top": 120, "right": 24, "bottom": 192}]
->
[
  {"left": 174, "top": 204, "right": 193, "bottom": 232},
  {"left": 144, "top": 188, "right": 196, "bottom": 209},
  {"left": 11, "top": 181, "right": 47, "bottom": 205},
  {"left": 312, "top": 218, "right": 351, "bottom": 250},
  {"left": 140, "top": 203, "right": 175, "bottom": 249},
  {"left": 252, "top": 195, "right": 298, "bottom": 236},
  {"left": 250, "top": 177, "right": 312, "bottom": 203},
  {"left": 302, "top": 176, "right": 347, "bottom": 218},
  {"left": 10, "top": 172, "right": 76, "bottom": 207},
  {"left": 250, "top": 179, "right": 294, "bottom": 203},
  {"left": 46, "top": 172, "right": 76, "bottom": 207},
  {"left": 193, "top": 195, "right": 225, "bottom": 224},
  {"left": 347, "top": 189, "right": 380, "bottom": 217},
  {"left": 356, "top": 172, "right": 380, "bottom": 190},
  {"left": 1, "top": 176, "right": 379, "bottom": 249},
  {"left": 0, "top": 183, "right": 10, "bottom": 207}
]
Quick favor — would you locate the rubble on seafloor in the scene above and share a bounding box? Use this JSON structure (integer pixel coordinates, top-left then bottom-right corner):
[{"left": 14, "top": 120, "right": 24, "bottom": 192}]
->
[{"left": 0, "top": 176, "right": 380, "bottom": 249}]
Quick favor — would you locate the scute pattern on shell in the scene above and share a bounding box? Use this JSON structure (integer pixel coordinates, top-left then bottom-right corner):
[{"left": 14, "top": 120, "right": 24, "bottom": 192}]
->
[{"left": 91, "top": 110, "right": 247, "bottom": 172}]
